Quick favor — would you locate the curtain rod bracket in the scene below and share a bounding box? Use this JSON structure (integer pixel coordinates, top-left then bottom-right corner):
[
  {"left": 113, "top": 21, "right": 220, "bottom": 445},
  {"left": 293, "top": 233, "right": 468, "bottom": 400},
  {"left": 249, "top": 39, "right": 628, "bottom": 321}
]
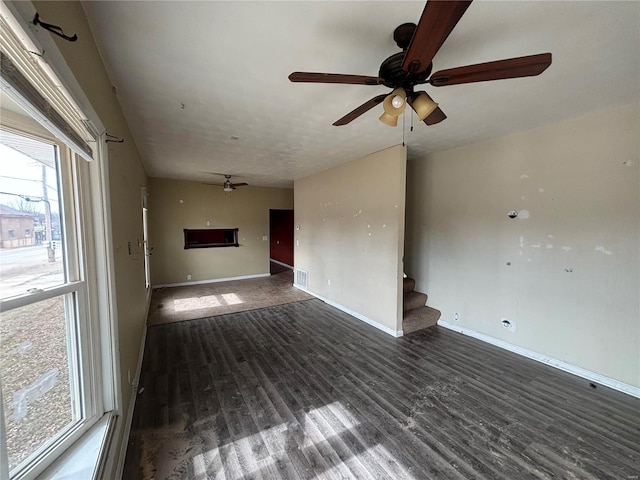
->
[
  {"left": 105, "top": 133, "right": 124, "bottom": 144},
  {"left": 33, "top": 13, "right": 78, "bottom": 42}
]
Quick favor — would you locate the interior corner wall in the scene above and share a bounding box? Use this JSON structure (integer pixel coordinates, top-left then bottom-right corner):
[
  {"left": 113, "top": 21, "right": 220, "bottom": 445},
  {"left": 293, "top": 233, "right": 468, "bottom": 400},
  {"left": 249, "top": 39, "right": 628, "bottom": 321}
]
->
[
  {"left": 148, "top": 178, "right": 293, "bottom": 286},
  {"left": 33, "top": 0, "right": 151, "bottom": 461},
  {"left": 294, "top": 145, "right": 407, "bottom": 334},
  {"left": 405, "top": 103, "right": 640, "bottom": 388}
]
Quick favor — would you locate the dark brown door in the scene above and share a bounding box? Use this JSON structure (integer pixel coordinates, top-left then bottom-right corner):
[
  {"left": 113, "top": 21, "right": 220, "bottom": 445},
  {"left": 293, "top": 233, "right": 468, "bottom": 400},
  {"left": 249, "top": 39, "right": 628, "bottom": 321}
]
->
[{"left": 269, "top": 209, "right": 294, "bottom": 272}]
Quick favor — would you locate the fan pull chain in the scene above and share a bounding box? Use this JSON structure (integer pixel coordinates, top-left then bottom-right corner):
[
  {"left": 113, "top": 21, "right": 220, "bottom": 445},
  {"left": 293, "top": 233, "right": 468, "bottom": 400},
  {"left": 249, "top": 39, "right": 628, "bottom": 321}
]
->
[
  {"left": 402, "top": 110, "right": 406, "bottom": 147},
  {"left": 411, "top": 111, "right": 414, "bottom": 132}
]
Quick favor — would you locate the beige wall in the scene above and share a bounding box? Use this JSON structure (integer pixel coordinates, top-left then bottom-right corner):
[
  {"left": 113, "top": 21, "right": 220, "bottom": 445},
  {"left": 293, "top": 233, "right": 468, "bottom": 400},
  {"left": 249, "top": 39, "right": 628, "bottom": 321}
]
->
[
  {"left": 148, "top": 178, "right": 293, "bottom": 286},
  {"left": 295, "top": 145, "right": 407, "bottom": 334},
  {"left": 34, "top": 0, "right": 150, "bottom": 457},
  {"left": 405, "top": 103, "right": 639, "bottom": 388}
]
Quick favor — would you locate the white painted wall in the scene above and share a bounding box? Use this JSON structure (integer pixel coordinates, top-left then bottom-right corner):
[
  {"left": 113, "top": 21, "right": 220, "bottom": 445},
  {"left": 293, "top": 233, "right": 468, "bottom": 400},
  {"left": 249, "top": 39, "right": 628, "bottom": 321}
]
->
[
  {"left": 405, "top": 103, "right": 639, "bottom": 388},
  {"left": 295, "top": 145, "right": 407, "bottom": 334}
]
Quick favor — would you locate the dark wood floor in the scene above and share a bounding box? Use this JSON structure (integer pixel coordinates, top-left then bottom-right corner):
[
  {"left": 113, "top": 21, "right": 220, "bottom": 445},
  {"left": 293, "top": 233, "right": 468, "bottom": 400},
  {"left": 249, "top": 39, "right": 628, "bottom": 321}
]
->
[{"left": 124, "top": 298, "right": 640, "bottom": 479}]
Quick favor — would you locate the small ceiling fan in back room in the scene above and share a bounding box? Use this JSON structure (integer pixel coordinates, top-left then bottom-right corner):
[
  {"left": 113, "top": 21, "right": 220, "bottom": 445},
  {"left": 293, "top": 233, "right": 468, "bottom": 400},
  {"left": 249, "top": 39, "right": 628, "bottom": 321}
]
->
[
  {"left": 288, "top": 0, "right": 551, "bottom": 128},
  {"left": 203, "top": 174, "right": 249, "bottom": 192}
]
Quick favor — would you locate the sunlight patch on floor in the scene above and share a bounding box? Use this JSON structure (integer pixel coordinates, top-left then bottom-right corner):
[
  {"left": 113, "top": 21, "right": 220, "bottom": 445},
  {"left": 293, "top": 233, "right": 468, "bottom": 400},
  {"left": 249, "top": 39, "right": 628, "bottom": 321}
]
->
[
  {"left": 190, "top": 401, "right": 417, "bottom": 479},
  {"left": 221, "top": 293, "right": 243, "bottom": 305},
  {"left": 173, "top": 292, "right": 245, "bottom": 312}
]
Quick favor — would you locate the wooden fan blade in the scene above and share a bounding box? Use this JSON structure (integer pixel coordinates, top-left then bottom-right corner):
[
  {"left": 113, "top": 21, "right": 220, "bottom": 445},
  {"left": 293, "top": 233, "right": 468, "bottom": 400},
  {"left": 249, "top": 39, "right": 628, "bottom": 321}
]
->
[
  {"left": 333, "top": 94, "right": 387, "bottom": 126},
  {"left": 407, "top": 91, "right": 447, "bottom": 126},
  {"left": 429, "top": 53, "right": 552, "bottom": 86},
  {"left": 202, "top": 183, "right": 224, "bottom": 186},
  {"left": 288, "top": 72, "right": 383, "bottom": 85},
  {"left": 402, "top": 1, "right": 473, "bottom": 73},
  {"left": 233, "top": 183, "right": 249, "bottom": 187}
]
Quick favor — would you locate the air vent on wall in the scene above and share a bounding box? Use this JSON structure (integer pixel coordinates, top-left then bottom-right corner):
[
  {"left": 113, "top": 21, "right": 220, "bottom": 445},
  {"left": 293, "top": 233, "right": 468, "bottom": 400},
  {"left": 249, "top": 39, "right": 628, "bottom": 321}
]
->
[{"left": 295, "top": 269, "right": 308, "bottom": 289}]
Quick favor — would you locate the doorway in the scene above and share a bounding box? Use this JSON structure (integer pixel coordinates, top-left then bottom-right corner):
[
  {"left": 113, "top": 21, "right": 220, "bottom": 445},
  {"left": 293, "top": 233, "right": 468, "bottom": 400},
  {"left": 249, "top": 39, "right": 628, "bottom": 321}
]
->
[{"left": 269, "top": 209, "right": 294, "bottom": 275}]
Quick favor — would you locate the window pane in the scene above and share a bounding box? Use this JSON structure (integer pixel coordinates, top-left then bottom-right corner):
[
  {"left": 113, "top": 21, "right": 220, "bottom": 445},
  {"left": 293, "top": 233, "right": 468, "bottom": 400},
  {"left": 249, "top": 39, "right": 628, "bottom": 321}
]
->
[
  {"left": 0, "top": 295, "right": 79, "bottom": 472},
  {"left": 0, "top": 131, "right": 64, "bottom": 300}
]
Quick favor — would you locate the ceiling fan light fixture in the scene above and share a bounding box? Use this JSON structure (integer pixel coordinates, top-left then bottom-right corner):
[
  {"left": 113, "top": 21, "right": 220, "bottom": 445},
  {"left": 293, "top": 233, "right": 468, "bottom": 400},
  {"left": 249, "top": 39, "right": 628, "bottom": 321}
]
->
[
  {"left": 378, "top": 111, "right": 399, "bottom": 127},
  {"left": 382, "top": 88, "right": 406, "bottom": 117},
  {"left": 412, "top": 92, "right": 439, "bottom": 120}
]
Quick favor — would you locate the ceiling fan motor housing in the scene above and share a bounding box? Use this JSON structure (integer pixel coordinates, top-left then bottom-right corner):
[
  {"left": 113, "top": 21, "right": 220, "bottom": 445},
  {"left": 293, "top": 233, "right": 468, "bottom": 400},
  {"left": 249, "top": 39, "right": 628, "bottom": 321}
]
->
[
  {"left": 379, "top": 52, "right": 432, "bottom": 89},
  {"left": 380, "top": 22, "right": 433, "bottom": 89}
]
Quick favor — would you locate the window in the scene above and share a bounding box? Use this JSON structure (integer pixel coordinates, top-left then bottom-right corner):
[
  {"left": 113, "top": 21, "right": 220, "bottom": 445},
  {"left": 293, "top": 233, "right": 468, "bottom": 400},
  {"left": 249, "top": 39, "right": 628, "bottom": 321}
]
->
[
  {"left": 142, "top": 188, "right": 150, "bottom": 288},
  {"left": 183, "top": 228, "right": 239, "bottom": 248},
  {"left": 1, "top": 4, "right": 117, "bottom": 479},
  {"left": 0, "top": 129, "right": 102, "bottom": 479}
]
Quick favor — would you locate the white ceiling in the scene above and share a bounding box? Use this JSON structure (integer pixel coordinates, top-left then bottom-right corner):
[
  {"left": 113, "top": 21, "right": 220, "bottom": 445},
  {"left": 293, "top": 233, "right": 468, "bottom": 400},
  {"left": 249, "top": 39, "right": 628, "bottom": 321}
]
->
[{"left": 82, "top": 1, "right": 639, "bottom": 189}]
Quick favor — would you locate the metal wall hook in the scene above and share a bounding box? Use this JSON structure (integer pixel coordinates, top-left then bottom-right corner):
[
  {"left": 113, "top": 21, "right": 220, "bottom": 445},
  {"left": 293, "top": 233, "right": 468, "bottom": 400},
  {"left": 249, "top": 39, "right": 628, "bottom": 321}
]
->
[
  {"left": 33, "top": 13, "right": 78, "bottom": 42},
  {"left": 105, "top": 133, "right": 124, "bottom": 144}
]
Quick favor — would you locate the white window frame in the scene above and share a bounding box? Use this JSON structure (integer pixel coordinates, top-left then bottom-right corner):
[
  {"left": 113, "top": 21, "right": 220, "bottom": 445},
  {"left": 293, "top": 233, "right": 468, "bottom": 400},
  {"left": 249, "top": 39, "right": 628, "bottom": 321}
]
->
[
  {"left": 0, "top": 2, "right": 120, "bottom": 479},
  {"left": 0, "top": 106, "right": 112, "bottom": 480},
  {"left": 142, "top": 187, "right": 150, "bottom": 290}
]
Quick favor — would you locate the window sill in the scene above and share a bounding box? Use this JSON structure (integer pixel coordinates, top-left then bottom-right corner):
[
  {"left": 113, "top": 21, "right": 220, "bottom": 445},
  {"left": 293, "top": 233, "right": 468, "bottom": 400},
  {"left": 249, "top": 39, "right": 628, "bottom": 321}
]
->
[{"left": 37, "top": 413, "right": 113, "bottom": 480}]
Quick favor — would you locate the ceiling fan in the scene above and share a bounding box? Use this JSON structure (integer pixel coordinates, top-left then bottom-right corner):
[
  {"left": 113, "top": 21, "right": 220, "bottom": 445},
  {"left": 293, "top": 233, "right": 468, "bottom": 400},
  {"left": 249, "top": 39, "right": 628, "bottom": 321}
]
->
[
  {"left": 288, "top": 0, "right": 551, "bottom": 127},
  {"left": 204, "top": 174, "right": 248, "bottom": 192}
]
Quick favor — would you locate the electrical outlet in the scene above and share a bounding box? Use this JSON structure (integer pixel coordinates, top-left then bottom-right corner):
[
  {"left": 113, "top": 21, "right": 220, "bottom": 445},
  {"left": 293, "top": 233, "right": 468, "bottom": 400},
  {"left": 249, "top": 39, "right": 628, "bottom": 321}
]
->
[
  {"left": 187, "top": 274, "right": 192, "bottom": 280},
  {"left": 327, "top": 279, "right": 331, "bottom": 286},
  {"left": 454, "top": 312, "right": 459, "bottom": 321}
]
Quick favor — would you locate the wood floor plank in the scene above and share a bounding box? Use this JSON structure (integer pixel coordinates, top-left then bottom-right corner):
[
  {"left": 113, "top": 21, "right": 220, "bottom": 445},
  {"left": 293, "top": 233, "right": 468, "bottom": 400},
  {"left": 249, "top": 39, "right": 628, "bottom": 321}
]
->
[
  {"left": 124, "top": 299, "right": 640, "bottom": 479},
  {"left": 252, "top": 361, "right": 357, "bottom": 480},
  {"left": 249, "top": 307, "right": 469, "bottom": 479},
  {"left": 406, "top": 332, "right": 640, "bottom": 468},
  {"left": 271, "top": 306, "right": 499, "bottom": 478}
]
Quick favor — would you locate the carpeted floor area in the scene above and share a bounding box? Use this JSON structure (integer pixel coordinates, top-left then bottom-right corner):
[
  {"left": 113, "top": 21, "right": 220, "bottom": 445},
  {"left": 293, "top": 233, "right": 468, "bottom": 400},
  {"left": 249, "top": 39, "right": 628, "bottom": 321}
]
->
[{"left": 147, "top": 269, "right": 313, "bottom": 326}]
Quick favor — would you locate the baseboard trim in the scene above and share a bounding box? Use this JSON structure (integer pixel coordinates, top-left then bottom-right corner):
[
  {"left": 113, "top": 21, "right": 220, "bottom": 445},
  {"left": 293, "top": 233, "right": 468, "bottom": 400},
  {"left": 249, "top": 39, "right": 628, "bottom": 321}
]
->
[
  {"left": 153, "top": 273, "right": 270, "bottom": 289},
  {"left": 113, "top": 321, "right": 148, "bottom": 479},
  {"left": 438, "top": 320, "right": 640, "bottom": 399},
  {"left": 269, "top": 258, "right": 293, "bottom": 269},
  {"left": 294, "top": 285, "right": 403, "bottom": 338}
]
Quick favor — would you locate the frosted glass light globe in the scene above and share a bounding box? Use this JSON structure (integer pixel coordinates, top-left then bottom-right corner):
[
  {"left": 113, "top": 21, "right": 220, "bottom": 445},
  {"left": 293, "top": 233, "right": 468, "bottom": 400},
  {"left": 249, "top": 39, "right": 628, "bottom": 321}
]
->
[{"left": 391, "top": 95, "right": 404, "bottom": 108}]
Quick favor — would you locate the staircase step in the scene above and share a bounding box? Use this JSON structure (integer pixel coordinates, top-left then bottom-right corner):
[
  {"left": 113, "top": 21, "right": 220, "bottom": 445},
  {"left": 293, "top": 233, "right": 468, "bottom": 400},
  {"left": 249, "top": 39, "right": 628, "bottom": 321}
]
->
[
  {"left": 403, "top": 277, "right": 416, "bottom": 293},
  {"left": 403, "top": 291, "right": 427, "bottom": 312},
  {"left": 402, "top": 306, "right": 441, "bottom": 335}
]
